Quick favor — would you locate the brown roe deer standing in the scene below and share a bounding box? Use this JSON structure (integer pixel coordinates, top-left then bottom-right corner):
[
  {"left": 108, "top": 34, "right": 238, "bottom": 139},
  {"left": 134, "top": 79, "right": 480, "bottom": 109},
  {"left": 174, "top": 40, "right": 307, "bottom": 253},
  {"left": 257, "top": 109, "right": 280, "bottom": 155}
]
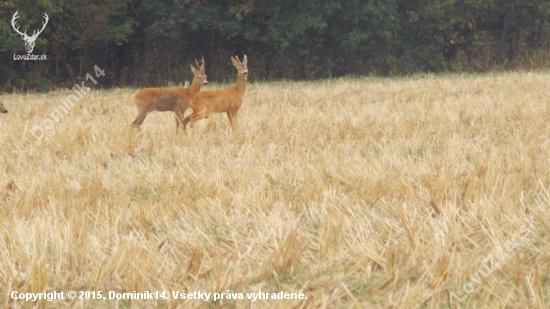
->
[
  {"left": 0, "top": 101, "right": 7, "bottom": 113},
  {"left": 131, "top": 58, "right": 207, "bottom": 132},
  {"left": 182, "top": 55, "right": 248, "bottom": 132}
]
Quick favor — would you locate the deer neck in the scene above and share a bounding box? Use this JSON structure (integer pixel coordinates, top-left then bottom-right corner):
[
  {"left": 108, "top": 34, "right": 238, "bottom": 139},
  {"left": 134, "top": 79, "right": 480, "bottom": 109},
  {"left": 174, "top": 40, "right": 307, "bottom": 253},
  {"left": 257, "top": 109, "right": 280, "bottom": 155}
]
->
[
  {"left": 188, "top": 78, "right": 202, "bottom": 95},
  {"left": 234, "top": 74, "right": 247, "bottom": 94}
]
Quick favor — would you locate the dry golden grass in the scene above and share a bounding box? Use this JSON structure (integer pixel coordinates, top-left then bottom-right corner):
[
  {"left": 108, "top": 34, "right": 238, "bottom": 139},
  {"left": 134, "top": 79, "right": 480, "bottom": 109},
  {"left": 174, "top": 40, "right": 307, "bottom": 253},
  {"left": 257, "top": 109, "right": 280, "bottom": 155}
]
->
[{"left": 0, "top": 72, "right": 549, "bottom": 308}]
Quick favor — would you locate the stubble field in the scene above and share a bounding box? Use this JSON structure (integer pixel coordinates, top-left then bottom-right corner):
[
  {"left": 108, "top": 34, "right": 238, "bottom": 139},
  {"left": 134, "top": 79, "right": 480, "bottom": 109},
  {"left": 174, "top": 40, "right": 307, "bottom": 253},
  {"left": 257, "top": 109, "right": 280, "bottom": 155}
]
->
[{"left": 0, "top": 72, "right": 549, "bottom": 308}]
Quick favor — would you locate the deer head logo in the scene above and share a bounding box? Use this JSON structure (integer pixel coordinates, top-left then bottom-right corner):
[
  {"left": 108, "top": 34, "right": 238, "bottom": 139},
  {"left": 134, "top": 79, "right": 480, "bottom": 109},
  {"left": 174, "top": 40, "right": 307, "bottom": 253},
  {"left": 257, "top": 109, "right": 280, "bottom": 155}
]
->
[{"left": 11, "top": 11, "right": 49, "bottom": 54}]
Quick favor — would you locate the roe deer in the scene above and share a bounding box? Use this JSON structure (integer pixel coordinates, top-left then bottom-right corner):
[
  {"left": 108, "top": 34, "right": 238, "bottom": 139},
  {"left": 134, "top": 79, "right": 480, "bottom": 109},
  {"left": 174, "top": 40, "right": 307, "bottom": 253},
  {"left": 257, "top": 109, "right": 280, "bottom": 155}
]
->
[
  {"left": 131, "top": 58, "right": 207, "bottom": 132},
  {"left": 182, "top": 55, "right": 248, "bottom": 132},
  {"left": 0, "top": 101, "right": 7, "bottom": 113}
]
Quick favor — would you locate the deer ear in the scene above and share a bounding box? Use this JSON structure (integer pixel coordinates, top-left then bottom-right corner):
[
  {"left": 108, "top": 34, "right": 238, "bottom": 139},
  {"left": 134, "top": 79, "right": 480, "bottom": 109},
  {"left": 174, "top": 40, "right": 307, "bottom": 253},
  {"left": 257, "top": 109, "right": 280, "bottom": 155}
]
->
[
  {"left": 243, "top": 55, "right": 248, "bottom": 66},
  {"left": 190, "top": 64, "right": 199, "bottom": 75},
  {"left": 231, "top": 56, "right": 240, "bottom": 67}
]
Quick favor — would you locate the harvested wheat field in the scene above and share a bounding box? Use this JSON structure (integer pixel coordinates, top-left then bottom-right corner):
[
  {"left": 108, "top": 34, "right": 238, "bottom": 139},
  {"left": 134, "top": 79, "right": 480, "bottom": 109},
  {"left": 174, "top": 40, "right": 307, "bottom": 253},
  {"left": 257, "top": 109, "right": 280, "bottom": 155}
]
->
[{"left": 1, "top": 72, "right": 549, "bottom": 308}]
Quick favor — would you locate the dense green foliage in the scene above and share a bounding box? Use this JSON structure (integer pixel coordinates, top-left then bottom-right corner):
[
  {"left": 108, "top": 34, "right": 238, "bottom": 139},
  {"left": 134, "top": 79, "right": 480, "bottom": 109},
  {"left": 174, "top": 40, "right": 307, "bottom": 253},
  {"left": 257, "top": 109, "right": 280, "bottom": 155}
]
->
[{"left": 1, "top": 0, "right": 550, "bottom": 91}]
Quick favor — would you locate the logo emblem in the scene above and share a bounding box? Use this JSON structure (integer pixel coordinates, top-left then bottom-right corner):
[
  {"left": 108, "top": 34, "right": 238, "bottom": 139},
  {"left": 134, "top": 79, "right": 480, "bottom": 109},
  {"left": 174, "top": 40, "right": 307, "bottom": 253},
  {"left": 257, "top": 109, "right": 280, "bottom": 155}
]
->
[{"left": 11, "top": 11, "right": 49, "bottom": 54}]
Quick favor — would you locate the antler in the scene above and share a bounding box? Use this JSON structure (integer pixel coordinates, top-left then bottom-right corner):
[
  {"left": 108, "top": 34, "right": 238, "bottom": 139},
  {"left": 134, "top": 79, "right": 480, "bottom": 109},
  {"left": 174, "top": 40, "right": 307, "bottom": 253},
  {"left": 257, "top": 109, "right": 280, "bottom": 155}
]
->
[
  {"left": 11, "top": 11, "right": 49, "bottom": 40},
  {"left": 11, "top": 11, "right": 28, "bottom": 38},
  {"left": 29, "top": 13, "right": 49, "bottom": 40},
  {"left": 195, "top": 56, "right": 205, "bottom": 70}
]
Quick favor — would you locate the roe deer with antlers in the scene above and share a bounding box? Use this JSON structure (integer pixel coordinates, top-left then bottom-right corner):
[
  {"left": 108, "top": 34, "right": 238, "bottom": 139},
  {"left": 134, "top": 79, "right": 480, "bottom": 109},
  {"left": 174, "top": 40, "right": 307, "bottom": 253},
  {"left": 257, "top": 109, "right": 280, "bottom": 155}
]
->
[
  {"left": 0, "top": 101, "right": 7, "bottom": 114},
  {"left": 182, "top": 55, "right": 248, "bottom": 132},
  {"left": 131, "top": 58, "right": 207, "bottom": 132}
]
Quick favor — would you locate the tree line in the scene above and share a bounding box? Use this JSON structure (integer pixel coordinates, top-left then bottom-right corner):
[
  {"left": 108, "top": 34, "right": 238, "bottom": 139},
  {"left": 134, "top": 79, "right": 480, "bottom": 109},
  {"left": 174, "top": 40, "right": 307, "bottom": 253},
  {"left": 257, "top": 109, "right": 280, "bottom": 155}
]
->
[{"left": 1, "top": 0, "right": 549, "bottom": 91}]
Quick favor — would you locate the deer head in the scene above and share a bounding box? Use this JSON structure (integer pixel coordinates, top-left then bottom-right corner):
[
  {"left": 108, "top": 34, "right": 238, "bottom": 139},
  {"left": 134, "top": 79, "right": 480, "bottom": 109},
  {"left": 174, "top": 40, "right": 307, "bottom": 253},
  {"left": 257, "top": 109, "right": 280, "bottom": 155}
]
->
[
  {"left": 231, "top": 55, "right": 248, "bottom": 80},
  {"left": 11, "top": 11, "right": 49, "bottom": 54},
  {"left": 190, "top": 56, "right": 208, "bottom": 86}
]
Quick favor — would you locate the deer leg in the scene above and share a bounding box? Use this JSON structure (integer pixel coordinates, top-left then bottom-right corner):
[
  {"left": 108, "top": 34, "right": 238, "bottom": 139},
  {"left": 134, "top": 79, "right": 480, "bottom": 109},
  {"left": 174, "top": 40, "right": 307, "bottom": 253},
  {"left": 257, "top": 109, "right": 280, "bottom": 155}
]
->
[
  {"left": 181, "top": 114, "right": 192, "bottom": 132},
  {"left": 132, "top": 110, "right": 148, "bottom": 129},
  {"left": 189, "top": 112, "right": 210, "bottom": 128},
  {"left": 132, "top": 104, "right": 150, "bottom": 129},
  {"left": 175, "top": 110, "right": 185, "bottom": 134},
  {"left": 226, "top": 112, "right": 233, "bottom": 129},
  {"left": 230, "top": 110, "right": 239, "bottom": 131}
]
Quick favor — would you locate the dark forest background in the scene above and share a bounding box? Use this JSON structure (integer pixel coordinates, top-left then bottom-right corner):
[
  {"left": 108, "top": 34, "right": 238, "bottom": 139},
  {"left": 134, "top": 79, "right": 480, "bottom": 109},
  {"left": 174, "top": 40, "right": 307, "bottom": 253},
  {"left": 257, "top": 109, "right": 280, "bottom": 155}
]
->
[{"left": 1, "top": 0, "right": 550, "bottom": 91}]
